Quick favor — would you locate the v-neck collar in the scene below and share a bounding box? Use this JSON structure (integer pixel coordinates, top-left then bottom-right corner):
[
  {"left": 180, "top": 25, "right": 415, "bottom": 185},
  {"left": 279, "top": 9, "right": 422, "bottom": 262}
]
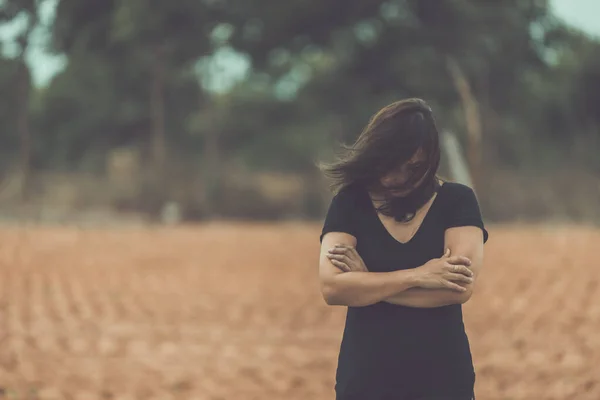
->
[{"left": 364, "top": 182, "right": 445, "bottom": 245}]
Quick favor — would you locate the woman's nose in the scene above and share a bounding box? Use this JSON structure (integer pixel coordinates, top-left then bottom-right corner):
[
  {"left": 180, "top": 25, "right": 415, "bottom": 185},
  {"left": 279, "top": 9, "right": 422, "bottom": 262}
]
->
[
  {"left": 383, "top": 176, "right": 406, "bottom": 187},
  {"left": 382, "top": 177, "right": 395, "bottom": 186}
]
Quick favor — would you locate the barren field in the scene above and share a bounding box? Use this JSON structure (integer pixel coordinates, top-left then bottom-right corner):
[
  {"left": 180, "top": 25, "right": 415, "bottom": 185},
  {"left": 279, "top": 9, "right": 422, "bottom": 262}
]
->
[{"left": 0, "top": 223, "right": 599, "bottom": 400}]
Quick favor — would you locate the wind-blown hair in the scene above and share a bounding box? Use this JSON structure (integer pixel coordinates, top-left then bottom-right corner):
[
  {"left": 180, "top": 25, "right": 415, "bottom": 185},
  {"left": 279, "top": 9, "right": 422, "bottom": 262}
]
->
[{"left": 318, "top": 98, "right": 442, "bottom": 222}]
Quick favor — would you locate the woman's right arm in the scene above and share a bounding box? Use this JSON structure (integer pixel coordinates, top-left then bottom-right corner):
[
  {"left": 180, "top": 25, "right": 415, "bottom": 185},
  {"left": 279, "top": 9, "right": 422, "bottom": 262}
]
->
[
  {"left": 320, "top": 235, "right": 473, "bottom": 307},
  {"left": 319, "top": 232, "right": 420, "bottom": 307}
]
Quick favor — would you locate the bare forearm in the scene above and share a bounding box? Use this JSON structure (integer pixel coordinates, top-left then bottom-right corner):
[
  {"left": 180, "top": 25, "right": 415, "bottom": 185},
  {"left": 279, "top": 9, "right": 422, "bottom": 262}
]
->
[
  {"left": 384, "top": 286, "right": 472, "bottom": 308},
  {"left": 322, "top": 269, "right": 418, "bottom": 307}
]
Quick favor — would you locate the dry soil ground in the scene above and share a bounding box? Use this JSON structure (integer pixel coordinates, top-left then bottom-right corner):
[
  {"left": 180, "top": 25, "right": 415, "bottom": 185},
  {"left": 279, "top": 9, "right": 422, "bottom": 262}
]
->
[{"left": 0, "top": 223, "right": 599, "bottom": 400}]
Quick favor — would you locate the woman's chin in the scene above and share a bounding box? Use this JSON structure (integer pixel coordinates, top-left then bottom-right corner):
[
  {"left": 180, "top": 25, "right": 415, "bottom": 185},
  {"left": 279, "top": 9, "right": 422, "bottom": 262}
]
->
[{"left": 389, "top": 189, "right": 411, "bottom": 197}]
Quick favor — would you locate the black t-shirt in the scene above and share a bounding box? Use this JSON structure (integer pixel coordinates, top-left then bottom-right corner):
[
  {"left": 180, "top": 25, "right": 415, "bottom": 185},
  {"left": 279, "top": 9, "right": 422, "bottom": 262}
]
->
[{"left": 320, "top": 181, "right": 489, "bottom": 400}]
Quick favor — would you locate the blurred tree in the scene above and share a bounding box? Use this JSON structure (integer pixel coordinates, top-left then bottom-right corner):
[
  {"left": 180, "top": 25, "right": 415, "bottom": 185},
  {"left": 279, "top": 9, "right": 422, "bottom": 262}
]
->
[
  {"left": 223, "top": 0, "right": 561, "bottom": 186},
  {"left": 107, "top": 0, "right": 221, "bottom": 184},
  {"left": 46, "top": 0, "right": 243, "bottom": 215},
  {"left": 51, "top": 5, "right": 213, "bottom": 153},
  {"left": 0, "top": 0, "right": 40, "bottom": 201},
  {"left": 0, "top": 0, "right": 595, "bottom": 220},
  {"left": 0, "top": 57, "right": 19, "bottom": 173},
  {"left": 543, "top": 27, "right": 600, "bottom": 169}
]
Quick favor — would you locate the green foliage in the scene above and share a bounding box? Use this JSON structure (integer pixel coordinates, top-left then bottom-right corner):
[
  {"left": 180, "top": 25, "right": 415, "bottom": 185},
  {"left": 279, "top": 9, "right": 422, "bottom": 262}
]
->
[
  {"left": 1, "top": 0, "right": 599, "bottom": 216},
  {"left": 0, "top": 57, "right": 20, "bottom": 164}
]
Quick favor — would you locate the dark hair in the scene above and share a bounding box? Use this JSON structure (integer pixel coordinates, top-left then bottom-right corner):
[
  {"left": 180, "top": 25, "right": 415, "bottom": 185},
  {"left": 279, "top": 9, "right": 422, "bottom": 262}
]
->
[{"left": 318, "top": 98, "right": 442, "bottom": 222}]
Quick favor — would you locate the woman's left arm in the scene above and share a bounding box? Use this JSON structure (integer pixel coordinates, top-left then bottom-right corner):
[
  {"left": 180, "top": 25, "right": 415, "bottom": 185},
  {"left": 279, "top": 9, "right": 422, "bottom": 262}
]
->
[{"left": 384, "top": 226, "right": 484, "bottom": 308}]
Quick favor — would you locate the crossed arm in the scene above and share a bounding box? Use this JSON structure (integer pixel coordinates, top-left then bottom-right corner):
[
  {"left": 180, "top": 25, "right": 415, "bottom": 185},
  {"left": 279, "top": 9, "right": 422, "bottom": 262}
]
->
[
  {"left": 384, "top": 226, "right": 484, "bottom": 307},
  {"left": 318, "top": 227, "right": 484, "bottom": 308}
]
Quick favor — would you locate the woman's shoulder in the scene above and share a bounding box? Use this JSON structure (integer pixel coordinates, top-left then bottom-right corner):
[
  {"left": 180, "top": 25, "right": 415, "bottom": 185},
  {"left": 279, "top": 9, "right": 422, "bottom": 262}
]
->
[
  {"left": 440, "top": 180, "right": 476, "bottom": 194},
  {"left": 334, "top": 182, "right": 364, "bottom": 198},
  {"left": 439, "top": 180, "right": 479, "bottom": 203},
  {"left": 331, "top": 182, "right": 368, "bottom": 209},
  {"left": 438, "top": 180, "right": 489, "bottom": 242}
]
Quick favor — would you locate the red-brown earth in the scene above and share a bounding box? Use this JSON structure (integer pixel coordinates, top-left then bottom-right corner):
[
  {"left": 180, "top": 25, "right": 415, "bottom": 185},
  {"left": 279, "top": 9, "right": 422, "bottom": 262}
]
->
[{"left": 0, "top": 223, "right": 598, "bottom": 400}]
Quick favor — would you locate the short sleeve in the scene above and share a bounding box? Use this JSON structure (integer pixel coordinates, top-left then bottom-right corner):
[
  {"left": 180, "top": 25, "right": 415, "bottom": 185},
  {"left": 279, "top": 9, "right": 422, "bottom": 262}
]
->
[
  {"left": 445, "top": 184, "right": 489, "bottom": 243},
  {"left": 319, "top": 186, "right": 358, "bottom": 243}
]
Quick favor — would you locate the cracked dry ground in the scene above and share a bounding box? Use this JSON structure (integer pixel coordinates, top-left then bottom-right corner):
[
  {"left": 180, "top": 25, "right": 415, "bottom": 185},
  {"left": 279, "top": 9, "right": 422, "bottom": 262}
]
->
[{"left": 0, "top": 224, "right": 599, "bottom": 400}]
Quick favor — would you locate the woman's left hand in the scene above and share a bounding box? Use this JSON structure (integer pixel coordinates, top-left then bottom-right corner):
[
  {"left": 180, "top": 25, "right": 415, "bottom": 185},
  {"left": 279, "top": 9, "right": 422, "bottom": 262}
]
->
[{"left": 326, "top": 244, "right": 369, "bottom": 273}]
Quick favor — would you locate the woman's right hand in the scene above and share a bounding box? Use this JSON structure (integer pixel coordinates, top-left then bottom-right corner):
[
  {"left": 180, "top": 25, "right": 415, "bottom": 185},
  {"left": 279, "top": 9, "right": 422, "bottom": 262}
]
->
[{"left": 414, "top": 248, "right": 473, "bottom": 292}]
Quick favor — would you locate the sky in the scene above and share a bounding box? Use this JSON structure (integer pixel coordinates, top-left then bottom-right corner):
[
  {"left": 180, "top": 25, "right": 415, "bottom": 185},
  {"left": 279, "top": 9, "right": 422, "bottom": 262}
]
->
[{"left": 0, "top": 0, "right": 599, "bottom": 88}]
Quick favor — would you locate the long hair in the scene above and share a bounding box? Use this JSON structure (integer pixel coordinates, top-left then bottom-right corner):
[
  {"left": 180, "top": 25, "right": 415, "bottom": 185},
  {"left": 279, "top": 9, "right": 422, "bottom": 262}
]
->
[{"left": 318, "top": 98, "right": 442, "bottom": 222}]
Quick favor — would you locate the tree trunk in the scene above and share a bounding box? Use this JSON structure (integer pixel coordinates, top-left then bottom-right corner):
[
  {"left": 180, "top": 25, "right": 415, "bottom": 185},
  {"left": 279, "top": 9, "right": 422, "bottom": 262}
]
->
[
  {"left": 441, "top": 131, "right": 473, "bottom": 188},
  {"left": 446, "top": 57, "right": 483, "bottom": 190},
  {"left": 201, "top": 98, "right": 221, "bottom": 219},
  {"left": 150, "top": 44, "right": 167, "bottom": 190},
  {"left": 16, "top": 60, "right": 31, "bottom": 203}
]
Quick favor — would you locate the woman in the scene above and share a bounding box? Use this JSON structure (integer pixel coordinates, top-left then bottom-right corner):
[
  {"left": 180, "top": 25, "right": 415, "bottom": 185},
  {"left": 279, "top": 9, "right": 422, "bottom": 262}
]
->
[{"left": 318, "top": 98, "right": 489, "bottom": 400}]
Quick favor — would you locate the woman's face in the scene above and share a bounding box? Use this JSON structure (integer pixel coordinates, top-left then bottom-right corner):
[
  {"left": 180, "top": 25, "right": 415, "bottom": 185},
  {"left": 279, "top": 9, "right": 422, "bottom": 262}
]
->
[{"left": 379, "top": 149, "right": 428, "bottom": 197}]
